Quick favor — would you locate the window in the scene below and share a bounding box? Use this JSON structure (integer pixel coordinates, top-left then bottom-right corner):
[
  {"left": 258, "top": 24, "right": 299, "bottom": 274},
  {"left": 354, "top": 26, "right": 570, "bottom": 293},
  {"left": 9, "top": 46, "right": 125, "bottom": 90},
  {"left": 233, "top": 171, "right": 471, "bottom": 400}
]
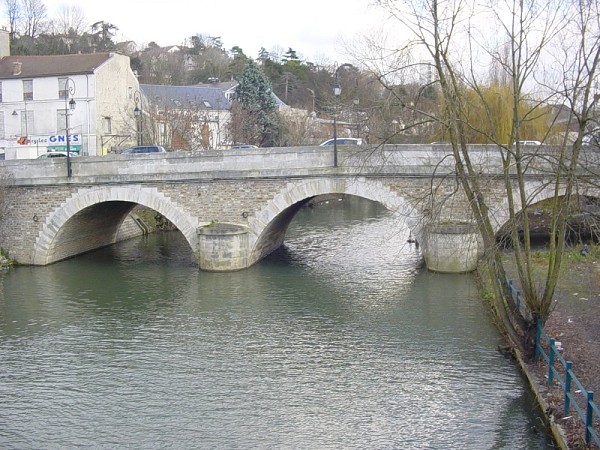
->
[
  {"left": 57, "top": 110, "right": 67, "bottom": 134},
  {"left": 23, "top": 79, "right": 33, "bottom": 101},
  {"left": 0, "top": 81, "right": 3, "bottom": 102},
  {"left": 58, "top": 77, "right": 68, "bottom": 99},
  {"left": 0, "top": 112, "right": 4, "bottom": 139},
  {"left": 102, "top": 116, "right": 112, "bottom": 134}
]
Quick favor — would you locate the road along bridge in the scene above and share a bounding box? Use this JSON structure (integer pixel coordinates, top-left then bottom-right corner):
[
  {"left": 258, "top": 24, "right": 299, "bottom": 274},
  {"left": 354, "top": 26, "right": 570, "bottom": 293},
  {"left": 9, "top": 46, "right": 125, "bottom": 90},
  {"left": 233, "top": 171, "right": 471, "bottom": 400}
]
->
[{"left": 0, "top": 144, "right": 597, "bottom": 272}]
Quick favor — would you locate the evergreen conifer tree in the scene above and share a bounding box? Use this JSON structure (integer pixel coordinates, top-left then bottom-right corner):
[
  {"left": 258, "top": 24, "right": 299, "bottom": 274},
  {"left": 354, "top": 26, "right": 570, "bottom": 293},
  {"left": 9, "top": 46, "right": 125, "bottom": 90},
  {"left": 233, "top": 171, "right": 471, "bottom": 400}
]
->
[{"left": 233, "top": 61, "right": 281, "bottom": 146}]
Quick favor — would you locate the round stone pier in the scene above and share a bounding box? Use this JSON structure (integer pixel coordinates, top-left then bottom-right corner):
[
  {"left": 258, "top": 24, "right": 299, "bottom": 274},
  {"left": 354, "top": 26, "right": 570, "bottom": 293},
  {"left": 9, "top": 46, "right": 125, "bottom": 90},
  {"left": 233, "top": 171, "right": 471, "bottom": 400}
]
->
[
  {"left": 422, "top": 222, "right": 480, "bottom": 273},
  {"left": 197, "top": 223, "right": 250, "bottom": 271}
]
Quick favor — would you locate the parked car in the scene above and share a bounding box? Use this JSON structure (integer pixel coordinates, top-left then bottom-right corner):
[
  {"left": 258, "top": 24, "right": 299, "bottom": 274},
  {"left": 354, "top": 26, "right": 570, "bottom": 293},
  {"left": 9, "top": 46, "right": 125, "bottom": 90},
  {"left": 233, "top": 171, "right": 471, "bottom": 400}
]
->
[
  {"left": 38, "top": 151, "right": 79, "bottom": 158},
  {"left": 514, "top": 140, "right": 542, "bottom": 146},
  {"left": 582, "top": 134, "right": 600, "bottom": 147},
  {"left": 231, "top": 144, "right": 258, "bottom": 149},
  {"left": 319, "top": 138, "right": 363, "bottom": 146},
  {"left": 121, "top": 145, "right": 167, "bottom": 154}
]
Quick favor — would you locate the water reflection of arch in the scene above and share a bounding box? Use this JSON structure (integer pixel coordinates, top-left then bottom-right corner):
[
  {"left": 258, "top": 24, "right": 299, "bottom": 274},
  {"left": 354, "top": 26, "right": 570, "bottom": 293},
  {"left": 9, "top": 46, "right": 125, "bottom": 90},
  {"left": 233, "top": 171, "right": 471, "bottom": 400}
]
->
[
  {"left": 248, "top": 177, "right": 420, "bottom": 265},
  {"left": 32, "top": 186, "right": 198, "bottom": 265}
]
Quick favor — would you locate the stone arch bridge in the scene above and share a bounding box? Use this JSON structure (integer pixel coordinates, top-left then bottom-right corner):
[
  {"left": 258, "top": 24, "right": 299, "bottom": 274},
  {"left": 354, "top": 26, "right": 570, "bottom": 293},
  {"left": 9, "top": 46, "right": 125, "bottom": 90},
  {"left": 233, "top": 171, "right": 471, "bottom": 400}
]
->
[{"left": 0, "top": 145, "right": 597, "bottom": 272}]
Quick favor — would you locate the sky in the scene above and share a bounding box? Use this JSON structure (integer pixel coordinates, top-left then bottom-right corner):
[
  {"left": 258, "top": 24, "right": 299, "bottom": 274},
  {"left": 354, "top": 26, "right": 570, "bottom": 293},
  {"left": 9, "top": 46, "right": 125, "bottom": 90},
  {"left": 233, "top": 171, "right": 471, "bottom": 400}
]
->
[{"left": 19, "top": 0, "right": 389, "bottom": 63}]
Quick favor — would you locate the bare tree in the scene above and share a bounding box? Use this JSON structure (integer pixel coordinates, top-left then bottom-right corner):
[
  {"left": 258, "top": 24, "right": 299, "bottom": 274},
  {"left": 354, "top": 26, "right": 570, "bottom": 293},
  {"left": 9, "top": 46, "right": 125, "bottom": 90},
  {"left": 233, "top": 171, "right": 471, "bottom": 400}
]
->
[
  {"left": 21, "top": 0, "right": 47, "bottom": 38},
  {"left": 4, "top": 0, "right": 21, "bottom": 37},
  {"left": 55, "top": 5, "right": 87, "bottom": 36},
  {"left": 368, "top": 0, "right": 600, "bottom": 354}
]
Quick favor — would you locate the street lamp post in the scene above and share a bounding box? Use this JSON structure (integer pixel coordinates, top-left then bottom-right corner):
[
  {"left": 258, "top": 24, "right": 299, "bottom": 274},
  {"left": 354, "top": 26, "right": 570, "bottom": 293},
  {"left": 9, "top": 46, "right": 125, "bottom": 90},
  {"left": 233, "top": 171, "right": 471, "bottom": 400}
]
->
[
  {"left": 332, "top": 66, "right": 341, "bottom": 167},
  {"left": 133, "top": 90, "right": 143, "bottom": 146},
  {"left": 64, "top": 78, "right": 76, "bottom": 178},
  {"left": 353, "top": 78, "right": 359, "bottom": 139},
  {"left": 12, "top": 98, "right": 29, "bottom": 144},
  {"left": 306, "top": 87, "right": 315, "bottom": 114}
]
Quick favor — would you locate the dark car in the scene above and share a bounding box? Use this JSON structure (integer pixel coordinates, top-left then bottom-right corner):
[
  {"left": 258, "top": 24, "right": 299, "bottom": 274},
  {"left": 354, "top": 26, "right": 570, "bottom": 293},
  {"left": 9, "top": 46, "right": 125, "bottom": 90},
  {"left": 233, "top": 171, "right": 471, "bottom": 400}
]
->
[
  {"left": 121, "top": 145, "right": 167, "bottom": 154},
  {"left": 231, "top": 144, "right": 258, "bottom": 149}
]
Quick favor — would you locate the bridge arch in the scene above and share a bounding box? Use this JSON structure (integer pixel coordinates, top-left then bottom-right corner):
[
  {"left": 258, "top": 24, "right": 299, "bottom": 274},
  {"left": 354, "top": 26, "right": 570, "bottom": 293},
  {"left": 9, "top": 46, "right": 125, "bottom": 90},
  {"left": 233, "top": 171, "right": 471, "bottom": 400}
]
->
[
  {"left": 247, "top": 177, "right": 419, "bottom": 265},
  {"left": 490, "top": 181, "right": 600, "bottom": 235},
  {"left": 32, "top": 185, "right": 199, "bottom": 265}
]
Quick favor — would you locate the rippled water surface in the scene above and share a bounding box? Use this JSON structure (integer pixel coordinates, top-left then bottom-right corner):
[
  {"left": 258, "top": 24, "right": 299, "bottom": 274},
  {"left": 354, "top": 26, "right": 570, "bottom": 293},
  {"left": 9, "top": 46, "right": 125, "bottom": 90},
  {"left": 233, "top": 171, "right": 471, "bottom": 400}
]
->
[{"left": 0, "top": 197, "right": 551, "bottom": 448}]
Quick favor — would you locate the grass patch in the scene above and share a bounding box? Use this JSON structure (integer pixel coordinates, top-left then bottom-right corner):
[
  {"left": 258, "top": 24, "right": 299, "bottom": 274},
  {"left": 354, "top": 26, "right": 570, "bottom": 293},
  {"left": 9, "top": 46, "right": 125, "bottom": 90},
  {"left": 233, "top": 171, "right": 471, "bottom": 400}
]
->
[{"left": 500, "top": 244, "right": 599, "bottom": 309}]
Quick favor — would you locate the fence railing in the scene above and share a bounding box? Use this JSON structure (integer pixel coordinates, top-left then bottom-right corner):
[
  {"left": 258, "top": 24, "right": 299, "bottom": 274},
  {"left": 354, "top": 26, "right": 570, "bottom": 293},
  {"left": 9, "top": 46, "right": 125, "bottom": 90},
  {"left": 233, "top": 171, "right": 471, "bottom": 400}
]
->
[
  {"left": 535, "top": 320, "right": 599, "bottom": 447},
  {"left": 495, "top": 264, "right": 599, "bottom": 446}
]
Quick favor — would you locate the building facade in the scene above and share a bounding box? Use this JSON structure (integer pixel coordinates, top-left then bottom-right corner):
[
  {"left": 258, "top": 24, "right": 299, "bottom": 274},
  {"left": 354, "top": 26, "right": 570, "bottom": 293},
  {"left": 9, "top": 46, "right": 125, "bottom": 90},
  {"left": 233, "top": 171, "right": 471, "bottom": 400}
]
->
[{"left": 0, "top": 31, "right": 140, "bottom": 159}]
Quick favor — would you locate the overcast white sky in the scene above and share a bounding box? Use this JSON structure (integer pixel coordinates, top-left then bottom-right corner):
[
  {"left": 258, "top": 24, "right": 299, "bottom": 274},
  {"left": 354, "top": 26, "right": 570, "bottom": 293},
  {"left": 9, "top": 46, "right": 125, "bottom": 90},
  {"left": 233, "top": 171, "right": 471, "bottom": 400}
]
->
[{"left": 16, "top": 0, "right": 388, "bottom": 63}]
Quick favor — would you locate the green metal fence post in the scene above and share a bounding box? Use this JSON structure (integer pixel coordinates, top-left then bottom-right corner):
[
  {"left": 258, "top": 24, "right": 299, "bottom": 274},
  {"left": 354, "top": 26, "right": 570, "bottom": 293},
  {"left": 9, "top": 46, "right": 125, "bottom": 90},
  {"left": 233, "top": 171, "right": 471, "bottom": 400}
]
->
[
  {"left": 548, "top": 338, "right": 556, "bottom": 385},
  {"left": 585, "top": 391, "right": 594, "bottom": 445},
  {"left": 564, "top": 361, "right": 572, "bottom": 415}
]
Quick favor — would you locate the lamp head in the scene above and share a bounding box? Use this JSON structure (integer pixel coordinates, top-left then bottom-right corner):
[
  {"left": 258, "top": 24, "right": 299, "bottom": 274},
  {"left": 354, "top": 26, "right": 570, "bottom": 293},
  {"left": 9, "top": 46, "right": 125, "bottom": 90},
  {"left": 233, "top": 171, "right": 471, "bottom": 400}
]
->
[{"left": 333, "top": 82, "right": 341, "bottom": 97}]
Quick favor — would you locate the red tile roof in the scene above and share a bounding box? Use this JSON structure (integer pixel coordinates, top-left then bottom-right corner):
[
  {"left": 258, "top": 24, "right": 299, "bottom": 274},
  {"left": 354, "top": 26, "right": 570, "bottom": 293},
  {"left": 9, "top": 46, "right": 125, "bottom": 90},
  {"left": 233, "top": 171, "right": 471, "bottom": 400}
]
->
[{"left": 0, "top": 52, "right": 114, "bottom": 79}]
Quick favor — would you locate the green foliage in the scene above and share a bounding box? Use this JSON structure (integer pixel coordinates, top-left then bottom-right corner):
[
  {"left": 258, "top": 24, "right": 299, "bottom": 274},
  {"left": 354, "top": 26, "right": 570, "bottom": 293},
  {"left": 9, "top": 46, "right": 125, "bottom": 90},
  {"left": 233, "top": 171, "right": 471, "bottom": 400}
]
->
[
  {"left": 262, "top": 59, "right": 285, "bottom": 84},
  {"left": 228, "top": 46, "right": 250, "bottom": 80},
  {"left": 257, "top": 47, "right": 270, "bottom": 62},
  {"left": 236, "top": 61, "right": 277, "bottom": 111},
  {"left": 232, "top": 61, "right": 282, "bottom": 146},
  {"left": 0, "top": 247, "right": 13, "bottom": 268},
  {"left": 91, "top": 21, "right": 118, "bottom": 51},
  {"left": 282, "top": 48, "right": 299, "bottom": 62},
  {"left": 10, "top": 20, "right": 118, "bottom": 56},
  {"left": 565, "top": 244, "right": 599, "bottom": 263}
]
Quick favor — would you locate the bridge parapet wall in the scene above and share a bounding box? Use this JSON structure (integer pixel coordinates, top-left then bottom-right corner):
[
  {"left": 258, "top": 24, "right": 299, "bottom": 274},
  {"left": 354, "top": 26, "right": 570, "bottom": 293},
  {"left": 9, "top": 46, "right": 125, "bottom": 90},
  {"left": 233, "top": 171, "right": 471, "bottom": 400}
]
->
[{"left": 3, "top": 144, "right": 587, "bottom": 185}]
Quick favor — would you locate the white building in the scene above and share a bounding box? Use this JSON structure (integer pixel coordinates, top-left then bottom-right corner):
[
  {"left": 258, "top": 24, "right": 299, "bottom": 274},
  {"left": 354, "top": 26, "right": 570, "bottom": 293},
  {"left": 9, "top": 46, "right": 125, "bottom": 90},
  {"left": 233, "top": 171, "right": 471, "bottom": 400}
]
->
[{"left": 0, "top": 30, "right": 141, "bottom": 159}]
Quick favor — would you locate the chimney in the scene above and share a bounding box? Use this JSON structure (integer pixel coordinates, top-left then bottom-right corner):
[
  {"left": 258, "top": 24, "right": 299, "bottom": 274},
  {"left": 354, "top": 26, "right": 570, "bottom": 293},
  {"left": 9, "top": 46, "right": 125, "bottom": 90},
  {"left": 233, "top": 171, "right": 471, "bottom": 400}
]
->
[
  {"left": 12, "top": 61, "right": 22, "bottom": 76},
  {"left": 0, "top": 28, "right": 9, "bottom": 58}
]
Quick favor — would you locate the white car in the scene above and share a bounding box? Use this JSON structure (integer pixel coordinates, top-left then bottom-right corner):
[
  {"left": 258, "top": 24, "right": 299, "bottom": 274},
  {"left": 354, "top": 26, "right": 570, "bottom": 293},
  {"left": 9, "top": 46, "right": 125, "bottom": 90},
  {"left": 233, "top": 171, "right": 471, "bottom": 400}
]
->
[
  {"left": 38, "top": 151, "right": 79, "bottom": 158},
  {"left": 319, "top": 138, "right": 363, "bottom": 146},
  {"left": 514, "top": 140, "right": 542, "bottom": 146}
]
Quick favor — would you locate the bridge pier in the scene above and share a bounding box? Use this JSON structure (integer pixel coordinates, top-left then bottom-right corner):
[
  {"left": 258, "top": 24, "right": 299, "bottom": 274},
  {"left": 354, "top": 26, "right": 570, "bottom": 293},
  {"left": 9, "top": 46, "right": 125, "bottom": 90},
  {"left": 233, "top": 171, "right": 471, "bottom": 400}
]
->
[
  {"left": 197, "top": 223, "right": 250, "bottom": 271},
  {"left": 421, "top": 222, "right": 480, "bottom": 273}
]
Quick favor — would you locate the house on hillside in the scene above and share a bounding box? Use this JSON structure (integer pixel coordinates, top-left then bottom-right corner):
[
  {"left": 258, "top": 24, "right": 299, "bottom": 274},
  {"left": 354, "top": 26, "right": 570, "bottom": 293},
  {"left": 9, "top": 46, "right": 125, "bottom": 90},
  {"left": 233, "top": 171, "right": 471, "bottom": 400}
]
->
[{"left": 0, "top": 30, "right": 140, "bottom": 158}]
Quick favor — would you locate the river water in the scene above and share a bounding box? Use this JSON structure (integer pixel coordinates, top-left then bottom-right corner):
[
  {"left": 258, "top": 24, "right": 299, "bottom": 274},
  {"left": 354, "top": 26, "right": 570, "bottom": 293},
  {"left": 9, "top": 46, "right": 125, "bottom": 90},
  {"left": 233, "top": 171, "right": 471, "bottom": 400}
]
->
[{"left": 0, "top": 197, "right": 552, "bottom": 449}]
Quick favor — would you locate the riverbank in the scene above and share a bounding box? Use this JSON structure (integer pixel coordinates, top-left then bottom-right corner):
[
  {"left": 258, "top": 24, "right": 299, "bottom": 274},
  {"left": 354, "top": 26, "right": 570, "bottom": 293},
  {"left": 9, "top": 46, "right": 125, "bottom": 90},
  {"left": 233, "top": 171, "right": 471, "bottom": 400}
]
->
[{"left": 493, "top": 246, "right": 600, "bottom": 449}]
